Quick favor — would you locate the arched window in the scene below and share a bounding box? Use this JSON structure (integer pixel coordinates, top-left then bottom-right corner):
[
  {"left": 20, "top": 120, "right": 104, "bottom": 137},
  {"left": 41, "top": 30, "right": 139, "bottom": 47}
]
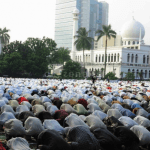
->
[
  {"left": 99, "top": 55, "right": 101, "bottom": 62},
  {"left": 111, "top": 54, "right": 113, "bottom": 62},
  {"left": 147, "top": 55, "right": 149, "bottom": 64},
  {"left": 95, "top": 55, "right": 97, "bottom": 62},
  {"left": 102, "top": 55, "right": 104, "bottom": 62},
  {"left": 131, "top": 54, "right": 134, "bottom": 63},
  {"left": 133, "top": 41, "right": 135, "bottom": 45},
  {"left": 117, "top": 53, "right": 120, "bottom": 62},
  {"left": 114, "top": 54, "right": 116, "bottom": 62},
  {"left": 145, "top": 70, "right": 147, "bottom": 78},
  {"left": 128, "top": 69, "right": 130, "bottom": 73},
  {"left": 108, "top": 54, "right": 110, "bottom": 62},
  {"left": 135, "top": 54, "right": 138, "bottom": 63},
  {"left": 128, "top": 41, "right": 130, "bottom": 45},
  {"left": 127, "top": 54, "right": 130, "bottom": 62},
  {"left": 143, "top": 55, "right": 146, "bottom": 63}
]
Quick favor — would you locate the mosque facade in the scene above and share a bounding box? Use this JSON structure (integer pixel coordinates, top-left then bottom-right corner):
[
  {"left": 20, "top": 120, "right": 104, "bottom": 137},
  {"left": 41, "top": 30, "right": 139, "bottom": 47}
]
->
[{"left": 70, "top": 8, "right": 150, "bottom": 79}]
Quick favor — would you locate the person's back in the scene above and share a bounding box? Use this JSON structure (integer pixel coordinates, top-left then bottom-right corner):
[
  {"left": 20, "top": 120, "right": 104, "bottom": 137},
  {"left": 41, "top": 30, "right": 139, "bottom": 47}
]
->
[
  {"left": 24, "top": 117, "right": 44, "bottom": 137},
  {"left": 67, "top": 125, "right": 100, "bottom": 150},
  {"left": 37, "top": 129, "right": 71, "bottom": 150}
]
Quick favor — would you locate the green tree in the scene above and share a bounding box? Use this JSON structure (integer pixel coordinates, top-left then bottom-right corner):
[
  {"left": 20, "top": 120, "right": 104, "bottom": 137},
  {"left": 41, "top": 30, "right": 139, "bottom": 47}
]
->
[
  {"left": 24, "top": 37, "right": 57, "bottom": 77},
  {"left": 1, "top": 37, "right": 57, "bottom": 78},
  {"left": 61, "top": 60, "right": 82, "bottom": 79},
  {"left": 125, "top": 72, "right": 135, "bottom": 81},
  {"left": 94, "top": 69, "right": 100, "bottom": 76},
  {"left": 96, "top": 25, "right": 116, "bottom": 77},
  {"left": 55, "top": 47, "right": 71, "bottom": 66},
  {"left": 0, "top": 52, "right": 24, "bottom": 77},
  {"left": 0, "top": 27, "right": 10, "bottom": 47},
  {"left": 105, "top": 72, "right": 117, "bottom": 80},
  {"left": 74, "top": 27, "right": 93, "bottom": 75}
]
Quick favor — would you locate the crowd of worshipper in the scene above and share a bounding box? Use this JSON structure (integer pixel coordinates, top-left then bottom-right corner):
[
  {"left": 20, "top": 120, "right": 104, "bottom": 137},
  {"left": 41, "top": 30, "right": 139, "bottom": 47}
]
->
[{"left": 0, "top": 77, "right": 150, "bottom": 150}]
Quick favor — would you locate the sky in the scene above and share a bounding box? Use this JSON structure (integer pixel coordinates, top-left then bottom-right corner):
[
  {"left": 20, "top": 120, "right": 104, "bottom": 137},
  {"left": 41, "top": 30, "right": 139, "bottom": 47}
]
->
[{"left": 0, "top": 0, "right": 150, "bottom": 44}]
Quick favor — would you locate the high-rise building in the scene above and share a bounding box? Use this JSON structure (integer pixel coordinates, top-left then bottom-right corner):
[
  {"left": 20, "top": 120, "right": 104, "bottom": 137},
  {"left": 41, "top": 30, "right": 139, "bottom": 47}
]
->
[{"left": 55, "top": 0, "right": 109, "bottom": 50}]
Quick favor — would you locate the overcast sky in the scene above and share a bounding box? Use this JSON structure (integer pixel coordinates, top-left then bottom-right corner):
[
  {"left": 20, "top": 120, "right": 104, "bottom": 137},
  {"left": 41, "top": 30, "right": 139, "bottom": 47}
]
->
[{"left": 0, "top": 0, "right": 150, "bottom": 44}]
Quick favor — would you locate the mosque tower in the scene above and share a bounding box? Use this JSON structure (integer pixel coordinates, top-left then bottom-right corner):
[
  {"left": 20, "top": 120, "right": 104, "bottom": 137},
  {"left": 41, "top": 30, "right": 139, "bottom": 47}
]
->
[{"left": 70, "top": 8, "right": 79, "bottom": 61}]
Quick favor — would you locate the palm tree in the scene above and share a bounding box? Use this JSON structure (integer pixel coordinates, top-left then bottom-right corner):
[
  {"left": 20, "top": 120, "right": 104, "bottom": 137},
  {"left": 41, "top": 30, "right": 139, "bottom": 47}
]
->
[
  {"left": 96, "top": 25, "right": 116, "bottom": 77},
  {"left": 74, "top": 27, "right": 93, "bottom": 75},
  {"left": 0, "top": 27, "right": 10, "bottom": 47}
]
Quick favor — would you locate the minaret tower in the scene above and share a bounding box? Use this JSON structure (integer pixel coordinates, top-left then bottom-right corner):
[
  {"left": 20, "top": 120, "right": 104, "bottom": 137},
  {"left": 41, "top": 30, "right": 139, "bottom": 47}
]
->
[{"left": 71, "top": 8, "right": 79, "bottom": 61}]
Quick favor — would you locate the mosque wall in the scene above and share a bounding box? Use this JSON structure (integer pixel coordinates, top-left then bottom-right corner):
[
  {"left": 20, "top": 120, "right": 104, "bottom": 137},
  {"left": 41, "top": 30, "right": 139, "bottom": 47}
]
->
[
  {"left": 74, "top": 44, "right": 150, "bottom": 79},
  {"left": 69, "top": 15, "right": 150, "bottom": 79}
]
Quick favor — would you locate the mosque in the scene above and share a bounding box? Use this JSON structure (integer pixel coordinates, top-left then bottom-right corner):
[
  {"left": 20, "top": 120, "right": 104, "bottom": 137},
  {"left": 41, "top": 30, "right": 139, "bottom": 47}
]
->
[{"left": 70, "top": 8, "right": 150, "bottom": 79}]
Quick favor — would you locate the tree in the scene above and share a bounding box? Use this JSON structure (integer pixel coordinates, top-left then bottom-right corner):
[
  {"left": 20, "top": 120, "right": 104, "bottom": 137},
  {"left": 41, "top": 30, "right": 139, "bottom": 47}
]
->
[
  {"left": 0, "top": 27, "right": 10, "bottom": 47},
  {"left": 125, "top": 72, "right": 135, "bottom": 81},
  {"left": 0, "top": 52, "right": 24, "bottom": 77},
  {"left": 1, "top": 37, "right": 57, "bottom": 78},
  {"left": 94, "top": 69, "right": 100, "bottom": 76},
  {"left": 61, "top": 60, "right": 82, "bottom": 79},
  {"left": 105, "top": 72, "right": 117, "bottom": 80},
  {"left": 96, "top": 25, "right": 116, "bottom": 77},
  {"left": 54, "top": 47, "right": 71, "bottom": 66},
  {"left": 74, "top": 27, "right": 93, "bottom": 75},
  {"left": 24, "top": 37, "right": 57, "bottom": 77}
]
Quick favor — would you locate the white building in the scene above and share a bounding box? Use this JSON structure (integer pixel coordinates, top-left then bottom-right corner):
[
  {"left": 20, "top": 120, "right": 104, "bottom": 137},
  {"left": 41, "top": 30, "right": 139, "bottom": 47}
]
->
[{"left": 70, "top": 8, "right": 150, "bottom": 79}]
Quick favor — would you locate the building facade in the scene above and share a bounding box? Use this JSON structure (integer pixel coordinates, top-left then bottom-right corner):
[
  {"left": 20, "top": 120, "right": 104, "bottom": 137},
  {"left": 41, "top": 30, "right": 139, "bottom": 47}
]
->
[
  {"left": 94, "top": 35, "right": 122, "bottom": 49},
  {"left": 70, "top": 9, "right": 150, "bottom": 79},
  {"left": 55, "top": 0, "right": 109, "bottom": 50}
]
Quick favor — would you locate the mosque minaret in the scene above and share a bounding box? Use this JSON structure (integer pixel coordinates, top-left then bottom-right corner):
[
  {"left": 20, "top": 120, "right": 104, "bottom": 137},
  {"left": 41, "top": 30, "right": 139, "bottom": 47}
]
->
[{"left": 71, "top": 8, "right": 79, "bottom": 61}]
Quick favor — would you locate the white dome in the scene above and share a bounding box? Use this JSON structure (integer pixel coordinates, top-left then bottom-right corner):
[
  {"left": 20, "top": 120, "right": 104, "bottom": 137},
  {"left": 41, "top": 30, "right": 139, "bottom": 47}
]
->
[
  {"left": 121, "top": 18, "right": 145, "bottom": 41},
  {"left": 73, "top": 8, "right": 79, "bottom": 14}
]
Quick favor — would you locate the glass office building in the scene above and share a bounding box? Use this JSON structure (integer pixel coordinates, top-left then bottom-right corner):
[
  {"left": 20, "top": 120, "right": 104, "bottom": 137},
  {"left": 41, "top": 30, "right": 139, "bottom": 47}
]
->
[{"left": 55, "top": 0, "right": 109, "bottom": 50}]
